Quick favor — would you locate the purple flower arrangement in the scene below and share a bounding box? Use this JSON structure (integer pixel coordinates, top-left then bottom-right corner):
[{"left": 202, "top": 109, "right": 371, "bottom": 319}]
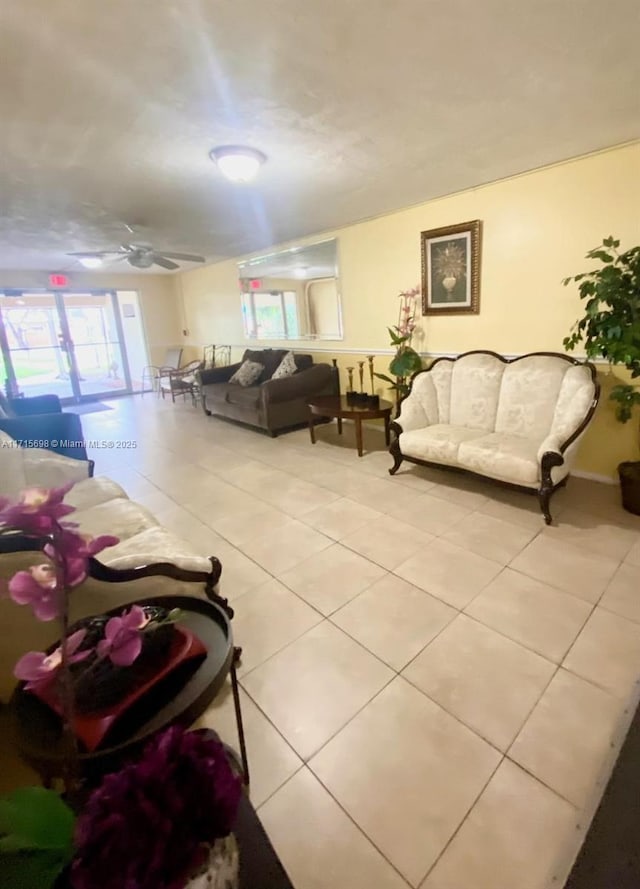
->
[
  {"left": 71, "top": 726, "right": 242, "bottom": 889},
  {"left": 14, "top": 604, "right": 180, "bottom": 706}
]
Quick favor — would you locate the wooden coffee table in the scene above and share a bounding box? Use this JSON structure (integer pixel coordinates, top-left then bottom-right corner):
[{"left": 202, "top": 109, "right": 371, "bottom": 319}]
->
[{"left": 307, "top": 394, "right": 393, "bottom": 457}]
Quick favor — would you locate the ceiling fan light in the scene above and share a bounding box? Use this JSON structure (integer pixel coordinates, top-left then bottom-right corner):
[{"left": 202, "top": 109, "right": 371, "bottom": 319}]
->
[
  {"left": 128, "top": 253, "right": 154, "bottom": 269},
  {"left": 210, "top": 146, "right": 266, "bottom": 183},
  {"left": 77, "top": 256, "right": 103, "bottom": 269}
]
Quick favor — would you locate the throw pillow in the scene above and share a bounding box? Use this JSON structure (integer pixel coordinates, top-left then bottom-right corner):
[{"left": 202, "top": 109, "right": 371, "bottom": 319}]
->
[
  {"left": 229, "top": 360, "right": 264, "bottom": 387},
  {"left": 271, "top": 351, "right": 298, "bottom": 380}
]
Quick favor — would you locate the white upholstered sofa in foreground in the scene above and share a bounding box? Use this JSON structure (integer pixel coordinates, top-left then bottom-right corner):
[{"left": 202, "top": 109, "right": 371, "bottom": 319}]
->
[
  {"left": 0, "top": 434, "right": 222, "bottom": 700},
  {"left": 389, "top": 351, "right": 600, "bottom": 524}
]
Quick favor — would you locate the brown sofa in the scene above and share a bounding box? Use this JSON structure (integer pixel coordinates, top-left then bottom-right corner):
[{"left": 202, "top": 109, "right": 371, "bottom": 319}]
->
[{"left": 197, "top": 348, "right": 339, "bottom": 436}]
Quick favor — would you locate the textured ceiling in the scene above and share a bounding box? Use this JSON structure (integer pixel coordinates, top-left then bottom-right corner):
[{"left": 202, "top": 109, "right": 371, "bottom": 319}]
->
[{"left": 0, "top": 0, "right": 638, "bottom": 273}]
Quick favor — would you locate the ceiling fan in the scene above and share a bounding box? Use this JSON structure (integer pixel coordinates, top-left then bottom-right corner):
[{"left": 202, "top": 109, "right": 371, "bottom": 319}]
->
[{"left": 68, "top": 243, "right": 206, "bottom": 271}]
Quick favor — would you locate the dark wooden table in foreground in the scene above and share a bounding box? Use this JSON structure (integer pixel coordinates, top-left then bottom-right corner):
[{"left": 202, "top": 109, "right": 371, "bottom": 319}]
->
[
  {"left": 307, "top": 394, "right": 393, "bottom": 457},
  {"left": 235, "top": 793, "right": 295, "bottom": 889}
]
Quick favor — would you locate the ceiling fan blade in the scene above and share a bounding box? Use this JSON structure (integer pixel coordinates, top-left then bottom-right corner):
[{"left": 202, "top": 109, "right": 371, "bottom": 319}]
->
[
  {"left": 67, "top": 251, "right": 126, "bottom": 257},
  {"left": 155, "top": 251, "right": 206, "bottom": 262},
  {"left": 152, "top": 255, "right": 180, "bottom": 270}
]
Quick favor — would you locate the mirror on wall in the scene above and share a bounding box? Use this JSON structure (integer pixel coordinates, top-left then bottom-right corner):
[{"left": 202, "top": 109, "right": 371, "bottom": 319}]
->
[{"left": 238, "top": 238, "right": 343, "bottom": 341}]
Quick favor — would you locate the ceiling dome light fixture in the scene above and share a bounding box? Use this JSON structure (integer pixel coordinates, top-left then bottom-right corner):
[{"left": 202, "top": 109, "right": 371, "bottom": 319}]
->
[
  {"left": 209, "top": 145, "right": 267, "bottom": 183},
  {"left": 77, "top": 256, "right": 103, "bottom": 269}
]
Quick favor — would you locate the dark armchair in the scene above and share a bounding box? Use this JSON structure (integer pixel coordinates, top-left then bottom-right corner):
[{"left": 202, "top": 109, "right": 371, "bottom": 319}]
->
[{"left": 0, "top": 392, "right": 89, "bottom": 461}]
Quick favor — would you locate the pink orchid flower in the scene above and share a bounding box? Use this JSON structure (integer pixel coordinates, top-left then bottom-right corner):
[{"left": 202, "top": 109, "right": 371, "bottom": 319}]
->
[
  {"left": 14, "top": 629, "right": 90, "bottom": 691},
  {"left": 44, "top": 531, "right": 120, "bottom": 588},
  {"left": 97, "top": 605, "right": 149, "bottom": 667},
  {"left": 0, "top": 484, "right": 76, "bottom": 535},
  {"left": 8, "top": 563, "right": 62, "bottom": 621}
]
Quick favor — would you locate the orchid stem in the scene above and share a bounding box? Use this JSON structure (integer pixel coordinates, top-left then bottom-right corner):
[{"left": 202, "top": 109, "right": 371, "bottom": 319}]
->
[{"left": 53, "top": 527, "right": 80, "bottom": 798}]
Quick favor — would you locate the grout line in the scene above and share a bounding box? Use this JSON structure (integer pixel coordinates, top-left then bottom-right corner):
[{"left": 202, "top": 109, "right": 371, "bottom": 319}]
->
[
  {"left": 83, "top": 394, "right": 640, "bottom": 886},
  {"left": 263, "top": 762, "right": 413, "bottom": 887}
]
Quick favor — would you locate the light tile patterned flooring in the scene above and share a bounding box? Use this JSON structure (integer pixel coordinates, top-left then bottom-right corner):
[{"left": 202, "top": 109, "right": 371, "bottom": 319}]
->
[{"left": 26, "top": 398, "right": 640, "bottom": 886}]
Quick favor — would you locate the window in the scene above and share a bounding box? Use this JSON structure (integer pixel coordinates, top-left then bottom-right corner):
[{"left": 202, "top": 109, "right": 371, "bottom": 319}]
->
[{"left": 241, "top": 290, "right": 299, "bottom": 339}]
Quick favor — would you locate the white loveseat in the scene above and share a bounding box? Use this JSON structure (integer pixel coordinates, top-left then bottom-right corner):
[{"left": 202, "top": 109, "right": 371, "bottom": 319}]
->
[
  {"left": 390, "top": 351, "right": 599, "bottom": 524},
  {"left": 0, "top": 434, "right": 222, "bottom": 700}
]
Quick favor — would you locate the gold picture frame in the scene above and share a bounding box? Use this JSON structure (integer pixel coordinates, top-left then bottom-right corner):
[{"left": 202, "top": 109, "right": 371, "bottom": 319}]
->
[{"left": 421, "top": 219, "right": 482, "bottom": 315}]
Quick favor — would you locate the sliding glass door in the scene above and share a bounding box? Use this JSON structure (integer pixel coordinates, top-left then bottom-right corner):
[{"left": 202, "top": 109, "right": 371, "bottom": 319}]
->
[
  {"left": 60, "top": 293, "right": 129, "bottom": 399},
  {"left": 0, "top": 290, "right": 132, "bottom": 403},
  {"left": 0, "top": 292, "right": 76, "bottom": 399}
]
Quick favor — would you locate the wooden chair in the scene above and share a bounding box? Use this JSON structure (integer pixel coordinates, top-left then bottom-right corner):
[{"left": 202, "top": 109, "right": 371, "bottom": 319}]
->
[{"left": 159, "top": 359, "right": 204, "bottom": 405}]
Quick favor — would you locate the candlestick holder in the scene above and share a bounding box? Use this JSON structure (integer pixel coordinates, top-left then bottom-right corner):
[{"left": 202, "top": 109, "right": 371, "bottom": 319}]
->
[
  {"left": 367, "top": 355, "right": 375, "bottom": 393},
  {"left": 351, "top": 361, "right": 366, "bottom": 404},
  {"left": 346, "top": 366, "right": 356, "bottom": 404},
  {"left": 331, "top": 358, "right": 340, "bottom": 394},
  {"left": 365, "top": 356, "right": 379, "bottom": 407}
]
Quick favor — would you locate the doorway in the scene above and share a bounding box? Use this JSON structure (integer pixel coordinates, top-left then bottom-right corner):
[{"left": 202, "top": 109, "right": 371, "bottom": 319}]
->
[{"left": 0, "top": 290, "right": 138, "bottom": 403}]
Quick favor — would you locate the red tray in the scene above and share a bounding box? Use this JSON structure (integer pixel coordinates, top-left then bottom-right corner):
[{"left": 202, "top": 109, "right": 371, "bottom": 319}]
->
[{"left": 30, "top": 627, "right": 206, "bottom": 752}]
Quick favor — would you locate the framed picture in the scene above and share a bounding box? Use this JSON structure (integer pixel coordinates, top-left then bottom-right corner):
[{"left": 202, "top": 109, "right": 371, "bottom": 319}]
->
[{"left": 421, "top": 219, "right": 482, "bottom": 315}]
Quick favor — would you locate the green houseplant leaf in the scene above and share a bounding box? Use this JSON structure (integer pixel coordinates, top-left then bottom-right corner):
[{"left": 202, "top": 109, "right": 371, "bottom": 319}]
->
[
  {"left": 373, "top": 372, "right": 402, "bottom": 389},
  {"left": 389, "top": 347, "right": 423, "bottom": 379},
  {"left": 0, "top": 787, "right": 75, "bottom": 889},
  {"left": 387, "top": 327, "right": 410, "bottom": 346},
  {"left": 564, "top": 238, "right": 640, "bottom": 424}
]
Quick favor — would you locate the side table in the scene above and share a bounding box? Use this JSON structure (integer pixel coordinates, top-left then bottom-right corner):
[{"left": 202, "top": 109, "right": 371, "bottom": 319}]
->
[{"left": 308, "top": 394, "right": 393, "bottom": 457}]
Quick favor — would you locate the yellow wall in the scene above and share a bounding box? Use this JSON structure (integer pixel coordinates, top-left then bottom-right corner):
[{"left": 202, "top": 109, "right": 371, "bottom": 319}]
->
[
  {"left": 0, "top": 270, "right": 181, "bottom": 367},
  {"left": 178, "top": 142, "right": 640, "bottom": 480}
]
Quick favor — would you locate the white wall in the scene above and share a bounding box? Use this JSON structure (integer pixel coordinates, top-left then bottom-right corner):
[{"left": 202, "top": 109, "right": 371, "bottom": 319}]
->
[{"left": 116, "top": 291, "right": 149, "bottom": 387}]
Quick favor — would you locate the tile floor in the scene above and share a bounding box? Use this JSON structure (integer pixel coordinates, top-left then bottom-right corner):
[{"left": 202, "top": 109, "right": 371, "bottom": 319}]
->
[{"left": 11, "top": 395, "right": 640, "bottom": 888}]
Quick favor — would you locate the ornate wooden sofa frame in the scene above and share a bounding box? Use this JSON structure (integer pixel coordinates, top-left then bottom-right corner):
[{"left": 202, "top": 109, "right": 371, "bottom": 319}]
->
[
  {"left": 0, "top": 531, "right": 223, "bottom": 601},
  {"left": 389, "top": 350, "right": 600, "bottom": 524}
]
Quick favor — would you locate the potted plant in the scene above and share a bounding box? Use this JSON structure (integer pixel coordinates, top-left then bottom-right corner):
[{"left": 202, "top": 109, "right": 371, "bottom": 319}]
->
[
  {"left": 563, "top": 236, "right": 640, "bottom": 513},
  {"left": 375, "top": 286, "right": 424, "bottom": 411}
]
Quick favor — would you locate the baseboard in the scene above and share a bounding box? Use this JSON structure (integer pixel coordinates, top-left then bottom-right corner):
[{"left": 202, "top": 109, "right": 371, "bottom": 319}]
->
[{"left": 572, "top": 470, "right": 617, "bottom": 485}]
